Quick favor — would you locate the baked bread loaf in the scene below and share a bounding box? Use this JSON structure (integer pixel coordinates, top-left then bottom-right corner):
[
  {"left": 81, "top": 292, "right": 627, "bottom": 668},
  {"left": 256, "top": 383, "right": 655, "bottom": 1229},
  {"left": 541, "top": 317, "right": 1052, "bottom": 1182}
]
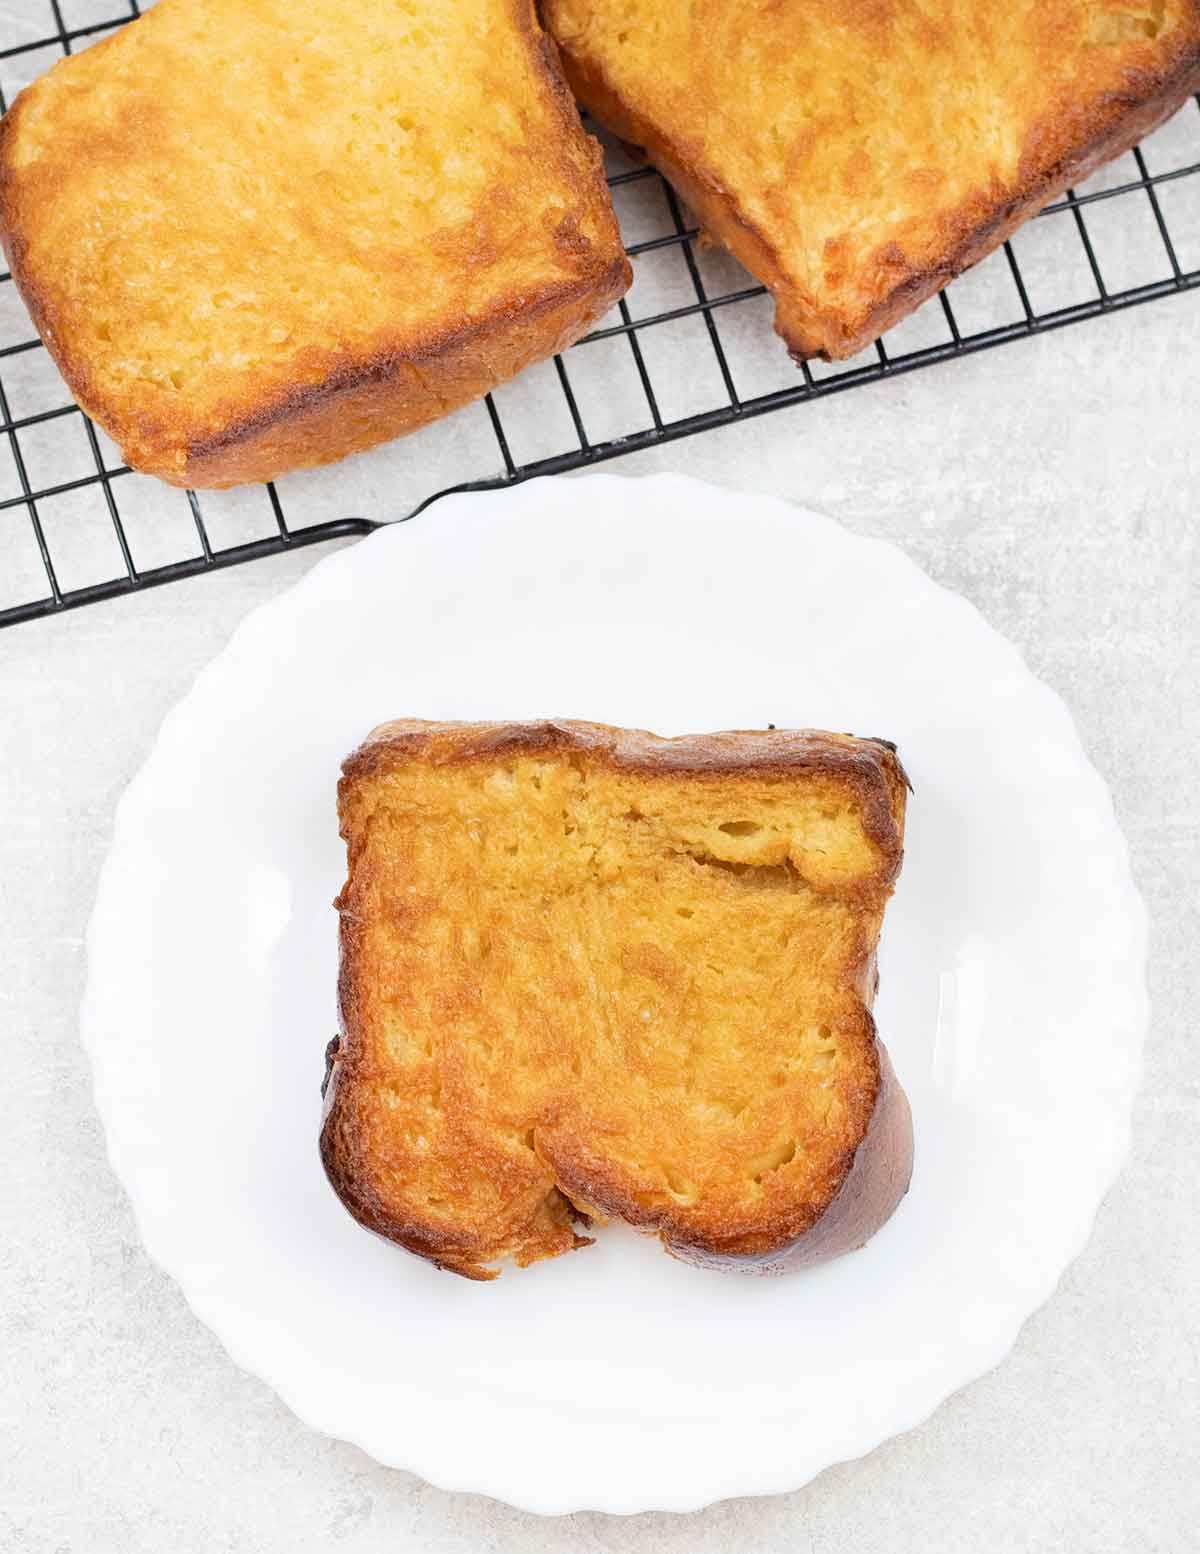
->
[
  {"left": 543, "top": 0, "right": 1200, "bottom": 360},
  {"left": 322, "top": 719, "right": 912, "bottom": 1279},
  {"left": 0, "top": 0, "right": 629, "bottom": 488}
]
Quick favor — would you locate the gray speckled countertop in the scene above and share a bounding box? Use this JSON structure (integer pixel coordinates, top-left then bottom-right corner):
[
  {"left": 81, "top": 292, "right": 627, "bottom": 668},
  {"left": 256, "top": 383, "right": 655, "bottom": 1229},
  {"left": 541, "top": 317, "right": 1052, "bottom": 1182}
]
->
[{"left": 2, "top": 293, "right": 1198, "bottom": 1553}]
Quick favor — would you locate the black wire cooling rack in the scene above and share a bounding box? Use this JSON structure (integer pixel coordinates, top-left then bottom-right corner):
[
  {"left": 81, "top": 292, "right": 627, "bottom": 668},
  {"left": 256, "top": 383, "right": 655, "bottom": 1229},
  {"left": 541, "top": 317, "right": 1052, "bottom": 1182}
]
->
[{"left": 2, "top": 3, "right": 1199, "bottom": 629}]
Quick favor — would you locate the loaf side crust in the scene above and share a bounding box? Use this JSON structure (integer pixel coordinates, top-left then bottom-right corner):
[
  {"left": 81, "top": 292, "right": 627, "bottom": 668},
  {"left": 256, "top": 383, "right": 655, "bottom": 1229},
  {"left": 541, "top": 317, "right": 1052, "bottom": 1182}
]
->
[{"left": 163, "top": 261, "right": 628, "bottom": 488}]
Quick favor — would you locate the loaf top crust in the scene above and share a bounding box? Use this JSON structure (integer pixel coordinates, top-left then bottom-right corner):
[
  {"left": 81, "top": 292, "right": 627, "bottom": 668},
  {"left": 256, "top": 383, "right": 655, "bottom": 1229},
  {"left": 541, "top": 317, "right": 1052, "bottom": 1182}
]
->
[{"left": 0, "top": 0, "right": 625, "bottom": 478}]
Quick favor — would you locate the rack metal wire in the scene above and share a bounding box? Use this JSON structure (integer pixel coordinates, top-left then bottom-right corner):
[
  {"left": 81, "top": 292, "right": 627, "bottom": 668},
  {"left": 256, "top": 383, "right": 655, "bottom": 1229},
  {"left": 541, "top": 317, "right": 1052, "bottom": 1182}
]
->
[{"left": 1, "top": 1, "right": 1198, "bottom": 628}]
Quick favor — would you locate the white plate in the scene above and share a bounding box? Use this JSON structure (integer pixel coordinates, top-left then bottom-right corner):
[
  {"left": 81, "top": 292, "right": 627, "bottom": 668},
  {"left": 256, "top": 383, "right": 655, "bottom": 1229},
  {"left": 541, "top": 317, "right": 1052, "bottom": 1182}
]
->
[{"left": 82, "top": 473, "right": 1146, "bottom": 1515}]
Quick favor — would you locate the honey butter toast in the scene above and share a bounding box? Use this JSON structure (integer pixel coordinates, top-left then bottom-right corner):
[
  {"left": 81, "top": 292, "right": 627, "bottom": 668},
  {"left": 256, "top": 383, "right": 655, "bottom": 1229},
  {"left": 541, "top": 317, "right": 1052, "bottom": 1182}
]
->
[
  {"left": 0, "top": 0, "right": 629, "bottom": 488},
  {"left": 322, "top": 720, "right": 912, "bottom": 1279},
  {"left": 543, "top": 0, "right": 1200, "bottom": 359}
]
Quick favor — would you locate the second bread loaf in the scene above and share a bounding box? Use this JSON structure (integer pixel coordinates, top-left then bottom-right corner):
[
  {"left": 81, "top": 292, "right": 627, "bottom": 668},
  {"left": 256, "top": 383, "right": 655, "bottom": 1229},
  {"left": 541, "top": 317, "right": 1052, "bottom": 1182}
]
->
[
  {"left": 543, "top": 0, "right": 1200, "bottom": 360},
  {"left": 0, "top": 0, "right": 630, "bottom": 487}
]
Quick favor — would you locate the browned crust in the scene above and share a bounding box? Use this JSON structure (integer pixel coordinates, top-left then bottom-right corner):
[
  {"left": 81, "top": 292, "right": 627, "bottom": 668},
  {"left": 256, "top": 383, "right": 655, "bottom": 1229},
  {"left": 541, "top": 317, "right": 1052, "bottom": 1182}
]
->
[
  {"left": 533, "top": 1021, "right": 912, "bottom": 1271},
  {"left": 822, "top": 37, "right": 1200, "bottom": 361},
  {"left": 320, "top": 1048, "right": 590, "bottom": 1280},
  {"left": 324, "top": 868, "right": 594, "bottom": 1279},
  {"left": 549, "top": 12, "right": 1200, "bottom": 360},
  {"left": 344, "top": 717, "right": 909, "bottom": 895},
  {"left": 663, "top": 1036, "right": 912, "bottom": 1272},
  {"left": 175, "top": 257, "right": 628, "bottom": 488},
  {"left": 322, "top": 719, "right": 912, "bottom": 1278},
  {"left": 0, "top": 2, "right": 631, "bottom": 489}
]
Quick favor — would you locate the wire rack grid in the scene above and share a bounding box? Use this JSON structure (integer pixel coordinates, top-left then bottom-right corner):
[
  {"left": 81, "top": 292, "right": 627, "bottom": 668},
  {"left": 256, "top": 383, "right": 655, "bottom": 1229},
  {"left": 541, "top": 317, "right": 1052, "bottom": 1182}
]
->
[{"left": 1, "top": 0, "right": 1199, "bottom": 629}]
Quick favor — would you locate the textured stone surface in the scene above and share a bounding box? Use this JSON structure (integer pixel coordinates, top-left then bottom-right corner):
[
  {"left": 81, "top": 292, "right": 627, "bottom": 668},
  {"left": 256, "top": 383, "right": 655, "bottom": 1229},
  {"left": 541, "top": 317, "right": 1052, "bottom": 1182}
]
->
[{"left": 2, "top": 292, "right": 1198, "bottom": 1552}]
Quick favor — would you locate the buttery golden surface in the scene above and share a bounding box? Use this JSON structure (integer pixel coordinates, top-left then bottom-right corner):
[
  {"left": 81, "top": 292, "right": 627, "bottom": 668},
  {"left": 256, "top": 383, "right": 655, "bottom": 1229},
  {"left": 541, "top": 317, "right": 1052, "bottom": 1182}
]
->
[
  {"left": 322, "top": 721, "right": 908, "bottom": 1279},
  {"left": 0, "top": 0, "right": 628, "bottom": 485},
  {"left": 544, "top": 0, "right": 1200, "bottom": 357}
]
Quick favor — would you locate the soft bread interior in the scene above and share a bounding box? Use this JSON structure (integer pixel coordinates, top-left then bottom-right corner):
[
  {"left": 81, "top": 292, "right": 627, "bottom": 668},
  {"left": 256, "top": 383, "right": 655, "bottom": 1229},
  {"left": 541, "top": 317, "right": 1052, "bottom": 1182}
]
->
[{"left": 327, "top": 736, "right": 903, "bottom": 1277}]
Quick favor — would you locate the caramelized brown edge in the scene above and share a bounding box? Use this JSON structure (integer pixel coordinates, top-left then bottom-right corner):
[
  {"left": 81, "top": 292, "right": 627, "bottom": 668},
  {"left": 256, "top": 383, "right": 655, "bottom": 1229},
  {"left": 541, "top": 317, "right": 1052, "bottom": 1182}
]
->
[{"left": 663, "top": 1036, "right": 913, "bottom": 1272}]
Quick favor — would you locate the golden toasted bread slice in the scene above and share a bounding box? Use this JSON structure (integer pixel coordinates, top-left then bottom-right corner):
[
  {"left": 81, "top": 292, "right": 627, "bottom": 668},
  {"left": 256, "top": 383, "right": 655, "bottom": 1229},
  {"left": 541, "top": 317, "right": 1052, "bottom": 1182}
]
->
[
  {"left": 0, "top": 0, "right": 629, "bottom": 488},
  {"left": 321, "top": 720, "right": 912, "bottom": 1279},
  {"left": 543, "top": 0, "right": 1200, "bottom": 359}
]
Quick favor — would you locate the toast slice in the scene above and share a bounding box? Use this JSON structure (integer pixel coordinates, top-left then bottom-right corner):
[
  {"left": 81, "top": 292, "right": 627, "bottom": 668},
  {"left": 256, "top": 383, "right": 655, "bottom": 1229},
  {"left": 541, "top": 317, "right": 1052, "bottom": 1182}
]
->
[
  {"left": 542, "top": 0, "right": 1200, "bottom": 360},
  {"left": 0, "top": 0, "right": 629, "bottom": 488},
  {"left": 322, "top": 720, "right": 912, "bottom": 1279}
]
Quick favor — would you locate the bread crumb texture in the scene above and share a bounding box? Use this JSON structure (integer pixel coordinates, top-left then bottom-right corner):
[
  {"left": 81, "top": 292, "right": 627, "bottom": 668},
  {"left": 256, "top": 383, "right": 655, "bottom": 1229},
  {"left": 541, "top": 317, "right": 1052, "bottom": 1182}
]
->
[
  {"left": 0, "top": 0, "right": 628, "bottom": 485},
  {"left": 544, "top": 0, "right": 1200, "bottom": 357},
  {"left": 324, "top": 721, "right": 908, "bottom": 1278}
]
